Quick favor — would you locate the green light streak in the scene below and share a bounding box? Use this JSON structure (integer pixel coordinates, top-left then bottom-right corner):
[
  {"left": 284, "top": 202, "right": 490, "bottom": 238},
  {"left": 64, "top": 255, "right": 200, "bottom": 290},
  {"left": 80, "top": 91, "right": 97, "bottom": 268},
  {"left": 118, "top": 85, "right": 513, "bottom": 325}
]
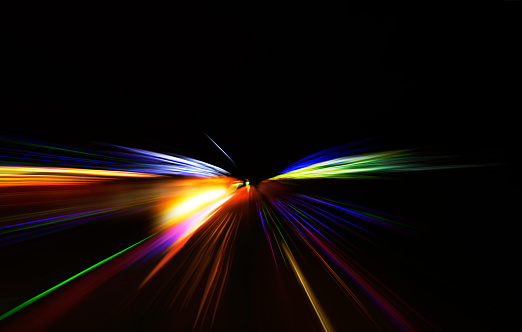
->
[
  {"left": 261, "top": 205, "right": 288, "bottom": 267},
  {"left": 271, "top": 229, "right": 288, "bottom": 267},
  {"left": 263, "top": 203, "right": 289, "bottom": 247},
  {"left": 0, "top": 234, "right": 155, "bottom": 321}
]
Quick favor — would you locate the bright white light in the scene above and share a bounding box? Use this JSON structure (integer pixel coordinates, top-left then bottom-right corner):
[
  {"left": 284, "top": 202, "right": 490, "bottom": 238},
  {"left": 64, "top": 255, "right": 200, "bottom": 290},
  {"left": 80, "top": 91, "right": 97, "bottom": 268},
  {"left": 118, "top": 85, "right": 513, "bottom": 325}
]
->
[{"left": 166, "top": 188, "right": 228, "bottom": 220}]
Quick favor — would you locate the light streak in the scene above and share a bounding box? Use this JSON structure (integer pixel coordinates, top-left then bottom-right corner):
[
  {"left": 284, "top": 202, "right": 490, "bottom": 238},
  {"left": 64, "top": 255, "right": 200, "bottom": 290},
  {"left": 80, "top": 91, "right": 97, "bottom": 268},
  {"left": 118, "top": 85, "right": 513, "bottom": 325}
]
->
[
  {"left": 165, "top": 189, "right": 228, "bottom": 222},
  {"left": 111, "top": 145, "right": 231, "bottom": 177},
  {"left": 255, "top": 194, "right": 428, "bottom": 331},
  {"left": 202, "top": 132, "right": 237, "bottom": 167},
  {"left": 282, "top": 245, "right": 333, "bottom": 332},
  {"left": 271, "top": 142, "right": 470, "bottom": 180},
  {"left": 0, "top": 235, "right": 154, "bottom": 321},
  {"left": 0, "top": 166, "right": 162, "bottom": 187},
  {"left": 1, "top": 135, "right": 232, "bottom": 179},
  {"left": 140, "top": 193, "right": 234, "bottom": 287},
  {"left": 0, "top": 136, "right": 470, "bottom": 330}
]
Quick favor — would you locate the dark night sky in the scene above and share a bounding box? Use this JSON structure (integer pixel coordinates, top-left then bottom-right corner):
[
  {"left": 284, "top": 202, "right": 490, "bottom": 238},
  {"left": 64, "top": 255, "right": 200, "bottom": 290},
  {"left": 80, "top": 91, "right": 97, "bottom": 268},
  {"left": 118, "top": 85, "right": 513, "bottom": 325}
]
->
[{"left": 2, "top": 3, "right": 516, "bottom": 181}]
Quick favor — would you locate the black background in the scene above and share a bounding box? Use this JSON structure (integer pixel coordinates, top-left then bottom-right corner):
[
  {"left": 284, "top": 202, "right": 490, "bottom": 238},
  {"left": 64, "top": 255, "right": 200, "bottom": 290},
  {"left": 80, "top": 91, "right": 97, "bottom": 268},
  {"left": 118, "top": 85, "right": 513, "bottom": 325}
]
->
[
  {"left": 3, "top": 3, "right": 516, "bottom": 181},
  {"left": 1, "top": 2, "right": 518, "bottom": 331}
]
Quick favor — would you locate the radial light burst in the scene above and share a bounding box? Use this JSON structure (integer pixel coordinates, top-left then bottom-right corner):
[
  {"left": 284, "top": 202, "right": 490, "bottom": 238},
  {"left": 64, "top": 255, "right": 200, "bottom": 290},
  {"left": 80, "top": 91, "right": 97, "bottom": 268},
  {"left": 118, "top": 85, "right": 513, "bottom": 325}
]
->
[{"left": 0, "top": 136, "right": 478, "bottom": 331}]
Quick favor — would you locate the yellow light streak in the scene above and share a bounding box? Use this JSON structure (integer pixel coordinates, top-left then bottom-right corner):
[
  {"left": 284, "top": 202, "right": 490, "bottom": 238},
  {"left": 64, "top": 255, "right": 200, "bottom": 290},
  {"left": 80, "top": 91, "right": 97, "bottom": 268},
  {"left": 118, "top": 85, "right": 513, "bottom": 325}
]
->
[{"left": 283, "top": 245, "right": 334, "bottom": 332}]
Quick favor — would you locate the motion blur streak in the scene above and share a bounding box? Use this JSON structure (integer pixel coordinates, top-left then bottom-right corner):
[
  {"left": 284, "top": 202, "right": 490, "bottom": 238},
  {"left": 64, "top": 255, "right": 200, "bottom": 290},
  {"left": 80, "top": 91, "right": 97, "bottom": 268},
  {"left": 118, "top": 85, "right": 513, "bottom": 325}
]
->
[
  {"left": 283, "top": 245, "right": 334, "bottom": 332},
  {"left": 1, "top": 137, "right": 471, "bottom": 331},
  {"left": 257, "top": 197, "right": 333, "bottom": 331},
  {"left": 139, "top": 190, "right": 235, "bottom": 287},
  {"left": 0, "top": 166, "right": 162, "bottom": 186},
  {"left": 0, "top": 179, "right": 243, "bottom": 331},
  {"left": 271, "top": 142, "right": 470, "bottom": 180},
  {"left": 0, "top": 137, "right": 244, "bottom": 330},
  {"left": 255, "top": 179, "right": 430, "bottom": 331},
  {"left": 0, "top": 135, "right": 230, "bottom": 178},
  {"left": 194, "top": 211, "right": 240, "bottom": 329},
  {"left": 0, "top": 235, "right": 153, "bottom": 322}
]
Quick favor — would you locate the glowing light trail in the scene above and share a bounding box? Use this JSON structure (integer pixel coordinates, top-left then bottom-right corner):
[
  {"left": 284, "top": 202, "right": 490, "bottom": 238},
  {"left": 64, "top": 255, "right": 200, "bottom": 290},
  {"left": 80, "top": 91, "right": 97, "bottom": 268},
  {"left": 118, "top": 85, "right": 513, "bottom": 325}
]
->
[
  {"left": 202, "top": 132, "right": 236, "bottom": 167},
  {"left": 0, "top": 136, "right": 471, "bottom": 330},
  {"left": 271, "top": 142, "right": 470, "bottom": 180},
  {"left": 0, "top": 166, "right": 163, "bottom": 186},
  {"left": 0, "top": 235, "right": 154, "bottom": 321},
  {"left": 283, "top": 245, "right": 333, "bottom": 332},
  {"left": 140, "top": 193, "right": 234, "bottom": 287},
  {"left": 1, "top": 136, "right": 232, "bottom": 180}
]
